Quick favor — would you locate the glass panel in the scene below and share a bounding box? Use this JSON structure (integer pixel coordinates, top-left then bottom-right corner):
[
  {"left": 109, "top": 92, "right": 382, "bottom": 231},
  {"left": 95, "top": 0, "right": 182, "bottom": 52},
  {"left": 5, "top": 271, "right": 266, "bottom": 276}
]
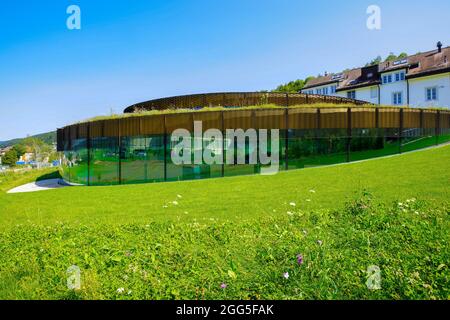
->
[
  {"left": 166, "top": 133, "right": 195, "bottom": 181},
  {"left": 402, "top": 128, "right": 436, "bottom": 152},
  {"left": 350, "top": 129, "right": 398, "bottom": 161},
  {"left": 438, "top": 128, "right": 450, "bottom": 144},
  {"left": 69, "top": 138, "right": 89, "bottom": 185},
  {"left": 191, "top": 135, "right": 223, "bottom": 180},
  {"left": 61, "top": 152, "right": 71, "bottom": 182},
  {"left": 89, "top": 137, "right": 119, "bottom": 186},
  {"left": 224, "top": 132, "right": 258, "bottom": 177},
  {"left": 287, "top": 129, "right": 347, "bottom": 169},
  {"left": 120, "top": 135, "right": 164, "bottom": 184},
  {"left": 258, "top": 129, "right": 284, "bottom": 174}
]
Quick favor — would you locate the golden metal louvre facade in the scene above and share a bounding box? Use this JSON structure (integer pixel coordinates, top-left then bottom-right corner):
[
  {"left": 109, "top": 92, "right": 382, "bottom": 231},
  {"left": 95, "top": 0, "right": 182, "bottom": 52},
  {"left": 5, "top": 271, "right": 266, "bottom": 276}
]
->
[{"left": 57, "top": 92, "right": 450, "bottom": 186}]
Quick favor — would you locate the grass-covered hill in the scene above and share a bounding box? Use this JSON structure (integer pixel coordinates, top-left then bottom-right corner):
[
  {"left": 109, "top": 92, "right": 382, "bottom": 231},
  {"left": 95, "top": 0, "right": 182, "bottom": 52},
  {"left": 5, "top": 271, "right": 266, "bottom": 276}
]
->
[
  {"left": 0, "top": 131, "right": 56, "bottom": 148},
  {"left": 0, "top": 146, "right": 448, "bottom": 300}
]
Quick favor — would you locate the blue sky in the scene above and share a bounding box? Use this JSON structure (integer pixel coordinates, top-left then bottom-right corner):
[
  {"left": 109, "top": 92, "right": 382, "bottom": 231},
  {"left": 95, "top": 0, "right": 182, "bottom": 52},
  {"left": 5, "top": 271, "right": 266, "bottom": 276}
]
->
[{"left": 0, "top": 0, "right": 449, "bottom": 140}]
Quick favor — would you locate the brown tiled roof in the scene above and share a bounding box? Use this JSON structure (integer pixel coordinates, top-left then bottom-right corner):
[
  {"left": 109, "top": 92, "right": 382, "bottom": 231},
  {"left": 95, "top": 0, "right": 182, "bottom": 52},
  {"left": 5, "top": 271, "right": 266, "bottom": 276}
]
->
[
  {"left": 303, "top": 45, "right": 450, "bottom": 91},
  {"left": 404, "top": 47, "right": 450, "bottom": 78}
]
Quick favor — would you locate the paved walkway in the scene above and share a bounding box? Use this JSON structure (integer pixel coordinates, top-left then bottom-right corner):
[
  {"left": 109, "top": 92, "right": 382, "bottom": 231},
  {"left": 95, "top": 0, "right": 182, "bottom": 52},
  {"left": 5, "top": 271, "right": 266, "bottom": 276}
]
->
[{"left": 7, "top": 179, "right": 67, "bottom": 194}]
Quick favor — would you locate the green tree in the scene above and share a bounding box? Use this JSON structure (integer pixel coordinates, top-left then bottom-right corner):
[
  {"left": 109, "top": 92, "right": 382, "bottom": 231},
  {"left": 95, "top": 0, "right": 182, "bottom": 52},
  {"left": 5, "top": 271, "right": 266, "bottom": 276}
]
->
[
  {"left": 365, "top": 55, "right": 382, "bottom": 66},
  {"left": 2, "top": 149, "right": 19, "bottom": 166},
  {"left": 13, "top": 144, "right": 27, "bottom": 158},
  {"left": 384, "top": 52, "right": 398, "bottom": 62},
  {"left": 273, "top": 76, "right": 318, "bottom": 93},
  {"left": 304, "top": 76, "right": 315, "bottom": 85},
  {"left": 273, "top": 79, "right": 306, "bottom": 93}
]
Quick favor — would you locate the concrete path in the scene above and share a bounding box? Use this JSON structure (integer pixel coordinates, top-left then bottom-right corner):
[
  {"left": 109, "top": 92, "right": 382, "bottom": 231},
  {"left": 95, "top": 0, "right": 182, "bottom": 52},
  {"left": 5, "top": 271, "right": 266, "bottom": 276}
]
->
[{"left": 7, "top": 179, "right": 67, "bottom": 194}]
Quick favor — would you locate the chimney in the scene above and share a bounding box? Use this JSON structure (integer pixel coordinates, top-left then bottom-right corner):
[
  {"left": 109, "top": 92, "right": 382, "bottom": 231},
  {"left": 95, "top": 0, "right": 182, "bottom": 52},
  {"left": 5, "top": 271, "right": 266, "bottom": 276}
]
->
[
  {"left": 437, "top": 41, "right": 442, "bottom": 53},
  {"left": 324, "top": 71, "right": 328, "bottom": 76}
]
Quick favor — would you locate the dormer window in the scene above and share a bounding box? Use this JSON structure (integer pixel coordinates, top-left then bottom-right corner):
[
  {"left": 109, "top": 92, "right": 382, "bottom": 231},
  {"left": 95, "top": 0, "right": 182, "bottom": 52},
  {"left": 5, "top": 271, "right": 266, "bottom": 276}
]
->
[{"left": 367, "top": 72, "right": 373, "bottom": 78}]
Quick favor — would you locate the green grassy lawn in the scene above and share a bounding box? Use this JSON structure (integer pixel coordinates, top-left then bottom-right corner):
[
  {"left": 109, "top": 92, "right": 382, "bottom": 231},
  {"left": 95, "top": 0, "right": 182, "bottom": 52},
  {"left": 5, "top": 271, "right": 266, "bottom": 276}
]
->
[{"left": 0, "top": 146, "right": 449, "bottom": 300}]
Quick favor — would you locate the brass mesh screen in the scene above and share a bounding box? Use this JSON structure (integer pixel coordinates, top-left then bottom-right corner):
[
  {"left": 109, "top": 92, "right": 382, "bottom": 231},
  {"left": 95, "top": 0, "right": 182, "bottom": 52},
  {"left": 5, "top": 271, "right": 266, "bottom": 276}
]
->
[
  {"left": 78, "top": 123, "right": 89, "bottom": 139},
  {"left": 90, "top": 121, "right": 104, "bottom": 138},
  {"left": 440, "top": 112, "right": 450, "bottom": 129},
  {"left": 192, "top": 111, "right": 222, "bottom": 131},
  {"left": 120, "top": 117, "right": 141, "bottom": 137},
  {"left": 288, "top": 108, "right": 318, "bottom": 129},
  {"left": 267, "top": 93, "right": 287, "bottom": 106},
  {"left": 320, "top": 108, "right": 348, "bottom": 129},
  {"left": 254, "top": 109, "right": 286, "bottom": 129},
  {"left": 423, "top": 111, "right": 436, "bottom": 129},
  {"left": 141, "top": 115, "right": 165, "bottom": 135},
  {"left": 69, "top": 125, "right": 78, "bottom": 141},
  {"left": 56, "top": 129, "right": 63, "bottom": 151},
  {"left": 165, "top": 113, "right": 193, "bottom": 133},
  {"left": 379, "top": 108, "right": 400, "bottom": 128},
  {"left": 403, "top": 109, "right": 421, "bottom": 128},
  {"left": 58, "top": 108, "right": 445, "bottom": 151},
  {"left": 223, "top": 110, "right": 253, "bottom": 130},
  {"left": 124, "top": 92, "right": 368, "bottom": 112},
  {"left": 104, "top": 119, "right": 119, "bottom": 137},
  {"left": 351, "top": 108, "right": 376, "bottom": 128}
]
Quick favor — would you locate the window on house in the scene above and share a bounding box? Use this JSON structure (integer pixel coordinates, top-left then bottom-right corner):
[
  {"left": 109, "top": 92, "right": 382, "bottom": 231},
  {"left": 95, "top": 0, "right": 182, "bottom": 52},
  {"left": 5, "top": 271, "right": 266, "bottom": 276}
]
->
[
  {"left": 383, "top": 75, "right": 393, "bottom": 84},
  {"left": 426, "top": 87, "right": 438, "bottom": 101},
  {"left": 392, "top": 92, "right": 403, "bottom": 105},
  {"left": 323, "top": 87, "right": 328, "bottom": 95},
  {"left": 370, "top": 87, "right": 378, "bottom": 99},
  {"left": 330, "top": 85, "right": 337, "bottom": 94},
  {"left": 347, "top": 91, "right": 356, "bottom": 99},
  {"left": 395, "top": 72, "right": 405, "bottom": 82}
]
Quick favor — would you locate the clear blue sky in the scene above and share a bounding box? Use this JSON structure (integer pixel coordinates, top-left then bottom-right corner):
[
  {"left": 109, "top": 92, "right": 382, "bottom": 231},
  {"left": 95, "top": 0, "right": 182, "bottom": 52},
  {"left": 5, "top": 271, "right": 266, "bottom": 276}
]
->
[{"left": 0, "top": 0, "right": 449, "bottom": 140}]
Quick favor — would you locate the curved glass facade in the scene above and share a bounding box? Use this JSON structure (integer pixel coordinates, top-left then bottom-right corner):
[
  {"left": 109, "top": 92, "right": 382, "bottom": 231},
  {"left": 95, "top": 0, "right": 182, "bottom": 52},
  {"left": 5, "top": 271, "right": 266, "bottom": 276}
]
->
[{"left": 59, "top": 108, "right": 450, "bottom": 186}]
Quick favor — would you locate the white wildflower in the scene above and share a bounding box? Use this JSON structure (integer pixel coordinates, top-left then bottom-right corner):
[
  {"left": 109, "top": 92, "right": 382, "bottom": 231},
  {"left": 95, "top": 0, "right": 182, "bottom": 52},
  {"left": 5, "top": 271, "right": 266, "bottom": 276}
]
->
[{"left": 117, "top": 288, "right": 125, "bottom": 294}]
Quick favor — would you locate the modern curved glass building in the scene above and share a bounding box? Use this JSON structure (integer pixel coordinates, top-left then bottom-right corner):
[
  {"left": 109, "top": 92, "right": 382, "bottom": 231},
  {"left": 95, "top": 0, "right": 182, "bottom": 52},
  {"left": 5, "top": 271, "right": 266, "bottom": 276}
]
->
[{"left": 57, "top": 92, "right": 450, "bottom": 186}]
